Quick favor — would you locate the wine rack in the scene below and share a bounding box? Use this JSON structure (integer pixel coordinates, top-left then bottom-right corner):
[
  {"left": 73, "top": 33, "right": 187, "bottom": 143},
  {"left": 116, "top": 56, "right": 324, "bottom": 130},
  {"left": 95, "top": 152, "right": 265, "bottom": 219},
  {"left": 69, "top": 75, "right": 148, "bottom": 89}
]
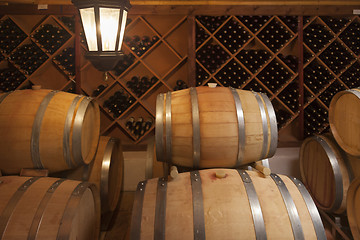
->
[
  {"left": 195, "top": 14, "right": 360, "bottom": 140},
  {"left": 195, "top": 15, "right": 299, "bottom": 131},
  {"left": 1, "top": 11, "right": 360, "bottom": 144},
  {"left": 80, "top": 15, "right": 189, "bottom": 143},
  {"left": 303, "top": 15, "right": 360, "bottom": 137},
  {"left": 0, "top": 14, "right": 75, "bottom": 93}
]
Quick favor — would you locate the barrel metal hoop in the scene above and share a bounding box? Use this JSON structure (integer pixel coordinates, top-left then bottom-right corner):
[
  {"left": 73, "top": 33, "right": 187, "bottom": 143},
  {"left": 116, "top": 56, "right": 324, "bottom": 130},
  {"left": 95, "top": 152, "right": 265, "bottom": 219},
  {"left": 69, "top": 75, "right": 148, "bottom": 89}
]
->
[
  {"left": 313, "top": 135, "right": 343, "bottom": 212},
  {"left": 289, "top": 176, "right": 326, "bottom": 240},
  {"left": 270, "top": 173, "right": 305, "bottom": 240},
  {"left": 155, "top": 93, "right": 165, "bottom": 163},
  {"left": 28, "top": 179, "right": 66, "bottom": 240},
  {"left": 0, "top": 177, "right": 40, "bottom": 239},
  {"left": 0, "top": 91, "right": 13, "bottom": 104},
  {"left": 230, "top": 88, "right": 245, "bottom": 168},
  {"left": 237, "top": 170, "right": 267, "bottom": 240},
  {"left": 190, "top": 88, "right": 201, "bottom": 169},
  {"left": 72, "top": 96, "right": 92, "bottom": 166},
  {"left": 347, "top": 89, "right": 360, "bottom": 99},
  {"left": 56, "top": 182, "right": 93, "bottom": 240},
  {"left": 100, "top": 138, "right": 118, "bottom": 213},
  {"left": 260, "top": 93, "right": 278, "bottom": 157},
  {"left": 31, "top": 90, "right": 59, "bottom": 169},
  {"left": 253, "top": 92, "right": 269, "bottom": 160},
  {"left": 63, "top": 95, "right": 82, "bottom": 169},
  {"left": 165, "top": 92, "right": 172, "bottom": 164},
  {"left": 190, "top": 171, "right": 206, "bottom": 240},
  {"left": 130, "top": 181, "right": 147, "bottom": 240},
  {"left": 154, "top": 177, "right": 167, "bottom": 240}
]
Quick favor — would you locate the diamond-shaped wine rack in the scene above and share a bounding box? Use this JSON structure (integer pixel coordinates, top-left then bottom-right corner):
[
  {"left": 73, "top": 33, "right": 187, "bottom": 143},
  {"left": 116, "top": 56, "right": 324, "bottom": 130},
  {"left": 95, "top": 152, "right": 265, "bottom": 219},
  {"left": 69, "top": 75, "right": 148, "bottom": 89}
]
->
[{"left": 1, "top": 13, "right": 360, "bottom": 142}]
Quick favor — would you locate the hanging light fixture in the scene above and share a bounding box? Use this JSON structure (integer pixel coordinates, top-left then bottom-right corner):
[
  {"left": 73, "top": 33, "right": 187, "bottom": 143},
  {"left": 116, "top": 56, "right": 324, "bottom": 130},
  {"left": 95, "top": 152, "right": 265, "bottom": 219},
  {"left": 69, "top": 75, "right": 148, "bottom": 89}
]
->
[{"left": 72, "top": 0, "right": 131, "bottom": 72}]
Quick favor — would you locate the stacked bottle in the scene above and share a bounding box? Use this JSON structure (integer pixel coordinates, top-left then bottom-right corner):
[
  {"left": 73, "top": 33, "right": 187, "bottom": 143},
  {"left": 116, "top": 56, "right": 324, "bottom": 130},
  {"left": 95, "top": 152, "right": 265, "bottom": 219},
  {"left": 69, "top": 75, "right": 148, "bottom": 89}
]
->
[
  {"left": 278, "top": 53, "right": 298, "bottom": 72},
  {"left": 103, "top": 89, "right": 136, "bottom": 118},
  {"left": 340, "top": 20, "right": 360, "bottom": 55},
  {"left": 0, "top": 67, "right": 26, "bottom": 92},
  {"left": 215, "top": 59, "right": 250, "bottom": 88},
  {"left": 197, "top": 42, "right": 230, "bottom": 73},
  {"left": 31, "top": 24, "right": 71, "bottom": 54},
  {"left": 320, "top": 41, "right": 354, "bottom": 74},
  {"left": 58, "top": 16, "right": 75, "bottom": 33},
  {"left": 9, "top": 43, "right": 48, "bottom": 75},
  {"left": 237, "top": 49, "right": 271, "bottom": 73},
  {"left": 279, "top": 16, "right": 298, "bottom": 33},
  {"left": 126, "top": 76, "right": 158, "bottom": 97},
  {"left": 125, "top": 117, "right": 153, "bottom": 139},
  {"left": 52, "top": 47, "right": 75, "bottom": 77},
  {"left": 65, "top": 83, "right": 76, "bottom": 94},
  {"left": 196, "top": 16, "right": 228, "bottom": 33},
  {"left": 215, "top": 19, "right": 251, "bottom": 53},
  {"left": 318, "top": 82, "right": 346, "bottom": 107},
  {"left": 92, "top": 84, "right": 107, "bottom": 97},
  {"left": 237, "top": 15, "right": 270, "bottom": 32},
  {"left": 304, "top": 61, "right": 333, "bottom": 93},
  {"left": 124, "top": 35, "right": 159, "bottom": 57},
  {"left": 275, "top": 108, "right": 292, "bottom": 128},
  {"left": 113, "top": 53, "right": 135, "bottom": 76},
  {"left": 303, "top": 49, "right": 314, "bottom": 64},
  {"left": 257, "top": 60, "right": 291, "bottom": 92},
  {"left": 173, "top": 80, "right": 188, "bottom": 91},
  {"left": 196, "top": 64, "right": 210, "bottom": 86},
  {"left": 0, "top": 18, "right": 27, "bottom": 54},
  {"left": 243, "top": 80, "right": 267, "bottom": 93},
  {"left": 304, "top": 23, "right": 333, "bottom": 52},
  {"left": 277, "top": 81, "right": 299, "bottom": 112},
  {"left": 322, "top": 16, "right": 349, "bottom": 33},
  {"left": 258, "top": 20, "right": 293, "bottom": 52},
  {"left": 340, "top": 62, "right": 360, "bottom": 88},
  {"left": 304, "top": 101, "right": 328, "bottom": 136},
  {"left": 195, "top": 24, "right": 210, "bottom": 48}
]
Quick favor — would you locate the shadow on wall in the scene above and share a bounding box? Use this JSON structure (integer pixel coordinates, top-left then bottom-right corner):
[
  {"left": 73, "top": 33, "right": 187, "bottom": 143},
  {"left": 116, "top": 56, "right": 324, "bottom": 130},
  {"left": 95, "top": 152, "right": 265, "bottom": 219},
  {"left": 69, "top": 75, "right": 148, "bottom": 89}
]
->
[{"left": 268, "top": 147, "right": 301, "bottom": 179}]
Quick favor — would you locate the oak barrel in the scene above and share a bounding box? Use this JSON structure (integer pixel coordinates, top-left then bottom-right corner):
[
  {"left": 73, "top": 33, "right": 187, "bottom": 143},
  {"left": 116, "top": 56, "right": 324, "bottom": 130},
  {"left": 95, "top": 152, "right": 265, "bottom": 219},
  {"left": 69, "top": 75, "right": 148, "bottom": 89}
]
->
[
  {"left": 0, "top": 176, "right": 100, "bottom": 240},
  {"left": 130, "top": 169, "right": 325, "bottom": 240},
  {"left": 56, "top": 136, "right": 124, "bottom": 213},
  {"left": 347, "top": 176, "right": 360, "bottom": 240},
  {"left": 299, "top": 134, "right": 356, "bottom": 214},
  {"left": 0, "top": 89, "right": 100, "bottom": 174},
  {"left": 155, "top": 86, "right": 278, "bottom": 169},
  {"left": 329, "top": 88, "right": 360, "bottom": 156}
]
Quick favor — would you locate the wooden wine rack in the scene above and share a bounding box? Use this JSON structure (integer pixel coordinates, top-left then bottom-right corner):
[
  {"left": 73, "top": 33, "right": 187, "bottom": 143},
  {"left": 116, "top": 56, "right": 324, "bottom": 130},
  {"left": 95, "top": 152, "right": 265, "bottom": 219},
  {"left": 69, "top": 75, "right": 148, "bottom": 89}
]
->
[{"left": 1, "top": 9, "right": 360, "bottom": 145}]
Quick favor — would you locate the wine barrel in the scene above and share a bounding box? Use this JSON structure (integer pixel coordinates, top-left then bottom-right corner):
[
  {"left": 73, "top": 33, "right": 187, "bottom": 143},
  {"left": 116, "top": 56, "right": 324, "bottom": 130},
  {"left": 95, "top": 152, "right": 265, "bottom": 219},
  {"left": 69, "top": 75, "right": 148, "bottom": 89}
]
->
[
  {"left": 88, "top": 137, "right": 123, "bottom": 213},
  {"left": 0, "top": 176, "right": 100, "bottom": 240},
  {"left": 55, "top": 136, "right": 124, "bottom": 214},
  {"left": 0, "top": 89, "right": 100, "bottom": 174},
  {"left": 329, "top": 88, "right": 360, "bottom": 156},
  {"left": 130, "top": 169, "right": 326, "bottom": 240},
  {"left": 155, "top": 86, "right": 277, "bottom": 169},
  {"left": 299, "top": 134, "right": 357, "bottom": 214},
  {"left": 347, "top": 176, "right": 360, "bottom": 240}
]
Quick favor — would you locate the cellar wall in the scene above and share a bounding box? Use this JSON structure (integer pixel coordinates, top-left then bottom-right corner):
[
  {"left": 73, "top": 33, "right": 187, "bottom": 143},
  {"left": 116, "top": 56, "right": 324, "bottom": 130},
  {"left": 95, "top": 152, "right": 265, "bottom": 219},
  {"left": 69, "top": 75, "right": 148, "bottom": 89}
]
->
[{"left": 0, "top": 6, "right": 360, "bottom": 147}]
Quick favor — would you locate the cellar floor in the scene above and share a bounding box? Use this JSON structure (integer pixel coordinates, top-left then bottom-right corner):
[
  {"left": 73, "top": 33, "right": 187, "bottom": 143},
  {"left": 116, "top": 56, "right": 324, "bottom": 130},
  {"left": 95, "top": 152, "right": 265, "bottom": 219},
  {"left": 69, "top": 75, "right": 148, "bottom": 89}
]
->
[{"left": 101, "top": 192, "right": 135, "bottom": 240}]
